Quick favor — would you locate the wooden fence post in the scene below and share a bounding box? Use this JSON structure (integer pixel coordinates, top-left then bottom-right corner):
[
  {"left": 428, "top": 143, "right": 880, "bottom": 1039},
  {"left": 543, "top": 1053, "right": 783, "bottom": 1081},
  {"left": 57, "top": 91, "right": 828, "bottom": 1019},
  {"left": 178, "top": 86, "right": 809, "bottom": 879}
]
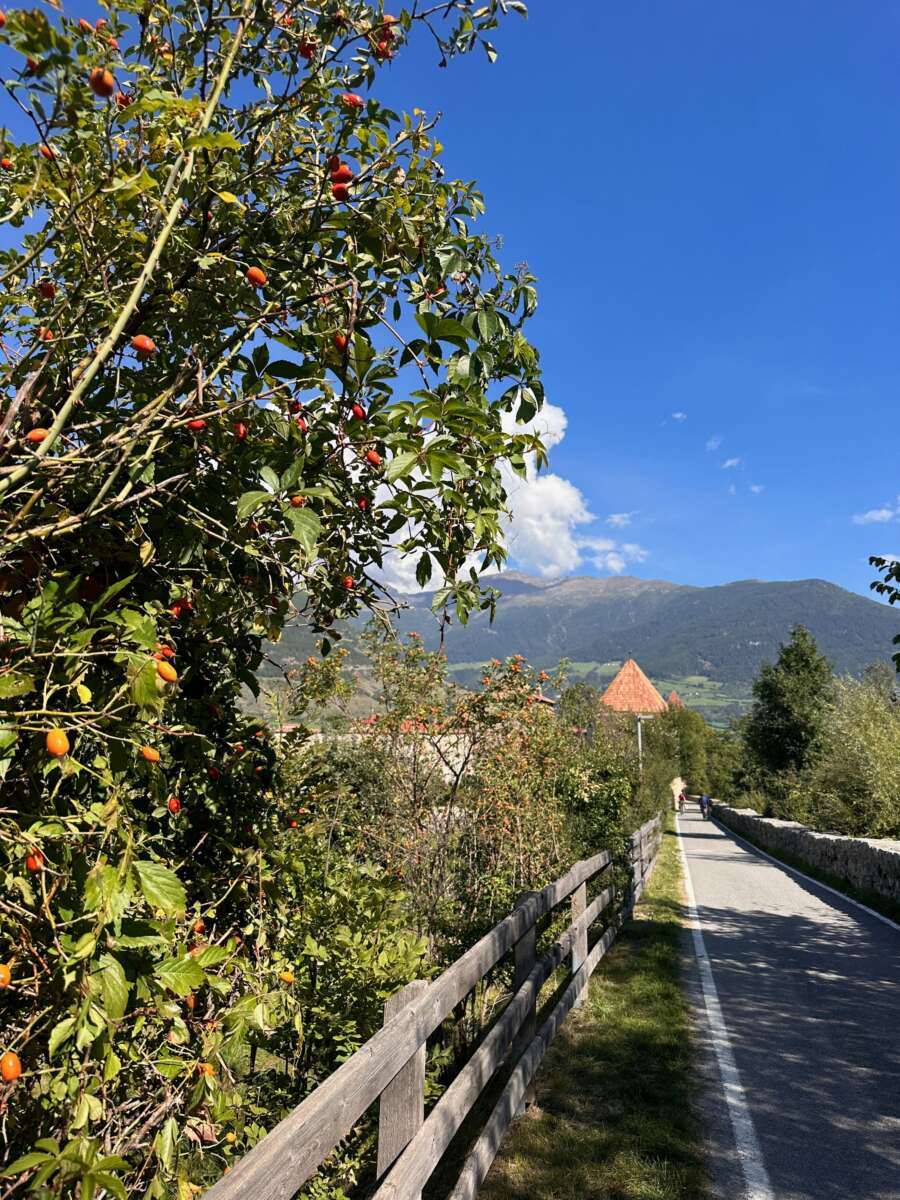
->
[
  {"left": 570, "top": 881, "right": 587, "bottom": 1008},
  {"left": 377, "top": 980, "right": 428, "bottom": 1192},
  {"left": 512, "top": 892, "right": 537, "bottom": 1115}
]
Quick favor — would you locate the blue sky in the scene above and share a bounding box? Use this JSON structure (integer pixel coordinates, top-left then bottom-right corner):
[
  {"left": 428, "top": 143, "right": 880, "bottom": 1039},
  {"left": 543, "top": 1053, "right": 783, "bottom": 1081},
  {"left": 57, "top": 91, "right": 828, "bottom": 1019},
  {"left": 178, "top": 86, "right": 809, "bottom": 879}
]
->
[
  {"left": 375, "top": 1, "right": 900, "bottom": 598},
  {"left": 3, "top": 3, "right": 897, "bottom": 597}
]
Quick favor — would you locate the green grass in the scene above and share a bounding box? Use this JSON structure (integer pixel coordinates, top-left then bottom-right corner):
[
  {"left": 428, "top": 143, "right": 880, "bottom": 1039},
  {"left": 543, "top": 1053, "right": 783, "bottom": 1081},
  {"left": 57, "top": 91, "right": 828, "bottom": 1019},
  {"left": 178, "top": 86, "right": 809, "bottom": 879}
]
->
[{"left": 478, "top": 816, "right": 710, "bottom": 1200}]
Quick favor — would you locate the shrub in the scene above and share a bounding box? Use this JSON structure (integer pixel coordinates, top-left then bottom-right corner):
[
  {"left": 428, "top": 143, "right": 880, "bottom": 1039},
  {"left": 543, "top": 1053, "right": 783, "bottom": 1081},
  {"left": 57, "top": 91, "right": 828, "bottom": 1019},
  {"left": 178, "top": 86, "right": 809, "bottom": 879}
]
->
[
  {"left": 805, "top": 679, "right": 900, "bottom": 837},
  {"left": 0, "top": 2, "right": 542, "bottom": 1194}
]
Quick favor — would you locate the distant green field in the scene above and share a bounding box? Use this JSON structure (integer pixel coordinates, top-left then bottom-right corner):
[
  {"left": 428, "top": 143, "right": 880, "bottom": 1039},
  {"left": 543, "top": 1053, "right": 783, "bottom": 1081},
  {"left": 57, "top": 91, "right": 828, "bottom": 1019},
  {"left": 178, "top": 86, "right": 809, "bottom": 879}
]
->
[{"left": 446, "top": 659, "right": 751, "bottom": 727}]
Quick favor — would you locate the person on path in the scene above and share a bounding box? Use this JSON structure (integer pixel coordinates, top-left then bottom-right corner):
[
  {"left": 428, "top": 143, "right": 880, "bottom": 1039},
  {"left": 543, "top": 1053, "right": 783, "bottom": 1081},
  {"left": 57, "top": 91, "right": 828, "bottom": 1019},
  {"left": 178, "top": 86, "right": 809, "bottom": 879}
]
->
[{"left": 699, "top": 794, "right": 709, "bottom": 819}]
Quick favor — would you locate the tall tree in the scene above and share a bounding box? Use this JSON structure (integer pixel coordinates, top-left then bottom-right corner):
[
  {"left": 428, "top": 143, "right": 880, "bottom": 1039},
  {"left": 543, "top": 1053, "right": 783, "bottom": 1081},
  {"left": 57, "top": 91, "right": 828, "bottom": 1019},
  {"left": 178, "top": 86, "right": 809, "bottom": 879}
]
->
[{"left": 743, "top": 624, "right": 834, "bottom": 779}]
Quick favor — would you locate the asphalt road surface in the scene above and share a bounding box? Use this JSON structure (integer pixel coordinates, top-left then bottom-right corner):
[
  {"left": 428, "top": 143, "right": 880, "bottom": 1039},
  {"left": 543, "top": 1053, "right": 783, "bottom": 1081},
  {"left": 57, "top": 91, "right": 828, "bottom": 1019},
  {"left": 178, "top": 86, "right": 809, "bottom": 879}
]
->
[{"left": 677, "top": 805, "right": 900, "bottom": 1200}]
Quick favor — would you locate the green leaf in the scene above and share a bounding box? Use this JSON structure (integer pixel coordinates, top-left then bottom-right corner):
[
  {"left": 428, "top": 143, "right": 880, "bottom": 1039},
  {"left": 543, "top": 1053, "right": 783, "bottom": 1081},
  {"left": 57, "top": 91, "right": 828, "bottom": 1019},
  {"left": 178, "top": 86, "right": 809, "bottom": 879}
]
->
[
  {"left": 416, "top": 553, "right": 433, "bottom": 587},
  {"left": 431, "top": 587, "right": 452, "bottom": 613},
  {"left": 0, "top": 671, "right": 35, "bottom": 698},
  {"left": 265, "top": 359, "right": 306, "bottom": 379},
  {"left": 94, "top": 954, "right": 130, "bottom": 1021},
  {"left": 155, "top": 956, "right": 204, "bottom": 996},
  {"left": 186, "top": 131, "right": 241, "bottom": 151},
  {"left": 284, "top": 506, "right": 321, "bottom": 557},
  {"left": 126, "top": 655, "right": 160, "bottom": 717},
  {"left": 236, "top": 491, "right": 271, "bottom": 521},
  {"left": 3, "top": 1151, "right": 54, "bottom": 1175},
  {"left": 385, "top": 451, "right": 419, "bottom": 483},
  {"left": 105, "top": 169, "right": 159, "bottom": 201},
  {"left": 134, "top": 861, "right": 186, "bottom": 917},
  {"left": 154, "top": 1117, "right": 179, "bottom": 1173},
  {"left": 48, "top": 1016, "right": 76, "bottom": 1058},
  {"left": 191, "top": 944, "right": 229, "bottom": 968}
]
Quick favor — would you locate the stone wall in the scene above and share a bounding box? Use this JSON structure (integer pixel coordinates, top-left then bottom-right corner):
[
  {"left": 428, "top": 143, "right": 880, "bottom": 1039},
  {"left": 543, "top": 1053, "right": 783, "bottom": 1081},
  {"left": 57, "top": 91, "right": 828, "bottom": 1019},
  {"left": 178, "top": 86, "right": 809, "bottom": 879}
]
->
[{"left": 710, "top": 802, "right": 900, "bottom": 906}]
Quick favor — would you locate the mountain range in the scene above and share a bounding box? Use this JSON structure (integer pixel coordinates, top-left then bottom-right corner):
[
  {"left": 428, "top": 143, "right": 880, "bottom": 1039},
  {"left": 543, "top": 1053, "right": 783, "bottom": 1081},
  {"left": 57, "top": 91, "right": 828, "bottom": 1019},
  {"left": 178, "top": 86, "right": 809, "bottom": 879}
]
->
[{"left": 263, "top": 574, "right": 900, "bottom": 724}]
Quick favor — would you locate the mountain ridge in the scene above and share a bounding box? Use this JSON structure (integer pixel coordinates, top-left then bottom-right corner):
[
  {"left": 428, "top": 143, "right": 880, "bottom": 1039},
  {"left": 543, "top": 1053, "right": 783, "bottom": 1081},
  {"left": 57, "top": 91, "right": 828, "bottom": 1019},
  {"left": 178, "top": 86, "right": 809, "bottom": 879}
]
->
[{"left": 263, "top": 573, "right": 900, "bottom": 722}]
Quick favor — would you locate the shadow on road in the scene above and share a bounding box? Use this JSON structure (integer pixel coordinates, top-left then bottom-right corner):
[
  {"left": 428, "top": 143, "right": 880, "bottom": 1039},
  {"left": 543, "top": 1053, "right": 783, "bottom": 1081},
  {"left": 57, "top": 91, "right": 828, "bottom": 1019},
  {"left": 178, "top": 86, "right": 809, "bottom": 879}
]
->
[{"left": 681, "top": 809, "right": 900, "bottom": 1199}]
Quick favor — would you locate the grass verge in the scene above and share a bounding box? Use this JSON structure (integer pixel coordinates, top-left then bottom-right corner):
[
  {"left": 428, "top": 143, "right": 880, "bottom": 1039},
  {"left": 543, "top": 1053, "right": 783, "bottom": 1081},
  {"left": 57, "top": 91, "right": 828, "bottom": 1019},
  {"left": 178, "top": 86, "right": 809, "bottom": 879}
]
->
[{"left": 478, "top": 815, "right": 710, "bottom": 1200}]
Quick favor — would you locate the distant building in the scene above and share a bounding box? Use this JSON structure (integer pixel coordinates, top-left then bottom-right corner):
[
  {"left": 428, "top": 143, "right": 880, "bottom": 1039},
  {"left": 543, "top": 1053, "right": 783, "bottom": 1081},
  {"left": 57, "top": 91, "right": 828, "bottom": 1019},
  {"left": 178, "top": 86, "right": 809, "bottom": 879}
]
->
[
  {"left": 600, "top": 659, "right": 668, "bottom": 716},
  {"left": 667, "top": 689, "right": 685, "bottom": 710}
]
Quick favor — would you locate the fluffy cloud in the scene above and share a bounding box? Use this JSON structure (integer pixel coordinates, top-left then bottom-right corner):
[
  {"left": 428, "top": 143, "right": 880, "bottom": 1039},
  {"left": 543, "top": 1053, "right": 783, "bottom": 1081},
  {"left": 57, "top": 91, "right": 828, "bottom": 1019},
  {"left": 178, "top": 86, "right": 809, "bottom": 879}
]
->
[
  {"left": 605, "top": 511, "right": 635, "bottom": 528},
  {"left": 721, "top": 456, "right": 741, "bottom": 469},
  {"left": 706, "top": 435, "right": 722, "bottom": 451},
  {"left": 852, "top": 501, "right": 898, "bottom": 525},
  {"left": 671, "top": 411, "right": 687, "bottom": 421},
  {"left": 750, "top": 484, "right": 764, "bottom": 495}
]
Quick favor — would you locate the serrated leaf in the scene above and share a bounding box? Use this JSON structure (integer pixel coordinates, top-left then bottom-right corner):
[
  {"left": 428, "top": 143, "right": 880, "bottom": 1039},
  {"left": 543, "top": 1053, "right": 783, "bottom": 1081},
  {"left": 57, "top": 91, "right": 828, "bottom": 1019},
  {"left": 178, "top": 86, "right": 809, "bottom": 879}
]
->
[
  {"left": 236, "top": 490, "right": 271, "bottom": 521},
  {"left": 186, "top": 131, "right": 240, "bottom": 151},
  {"left": 0, "top": 671, "right": 35, "bottom": 698},
  {"left": 48, "top": 1016, "right": 76, "bottom": 1058},
  {"left": 155, "top": 1116, "right": 179, "bottom": 1173},
  {"left": 191, "top": 944, "right": 229, "bottom": 968},
  {"left": 385, "top": 451, "right": 419, "bottom": 483},
  {"left": 284, "top": 506, "right": 321, "bottom": 557},
  {"left": 134, "top": 861, "right": 186, "bottom": 916},
  {"left": 155, "top": 956, "right": 204, "bottom": 996},
  {"left": 94, "top": 954, "right": 130, "bottom": 1021},
  {"left": 3, "top": 1151, "right": 54, "bottom": 1174},
  {"left": 127, "top": 655, "right": 160, "bottom": 716},
  {"left": 265, "top": 359, "right": 306, "bottom": 380}
]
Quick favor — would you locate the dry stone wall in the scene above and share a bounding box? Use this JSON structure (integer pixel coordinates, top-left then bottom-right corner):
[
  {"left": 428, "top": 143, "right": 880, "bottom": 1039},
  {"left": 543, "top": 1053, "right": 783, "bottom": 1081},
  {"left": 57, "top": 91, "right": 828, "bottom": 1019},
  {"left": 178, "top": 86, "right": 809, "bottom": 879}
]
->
[{"left": 710, "top": 802, "right": 900, "bottom": 906}]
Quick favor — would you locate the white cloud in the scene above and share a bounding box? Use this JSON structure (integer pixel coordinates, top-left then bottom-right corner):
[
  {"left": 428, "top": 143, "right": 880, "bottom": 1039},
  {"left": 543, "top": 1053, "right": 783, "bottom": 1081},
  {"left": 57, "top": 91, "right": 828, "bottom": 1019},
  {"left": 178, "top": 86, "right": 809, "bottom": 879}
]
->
[
  {"left": 621, "top": 542, "right": 649, "bottom": 562},
  {"left": 672, "top": 411, "right": 687, "bottom": 421},
  {"left": 605, "top": 511, "right": 635, "bottom": 528},
  {"left": 721, "top": 457, "right": 741, "bottom": 469},
  {"left": 853, "top": 505, "right": 897, "bottom": 525},
  {"left": 727, "top": 483, "right": 736, "bottom": 496},
  {"left": 750, "top": 484, "right": 764, "bottom": 494},
  {"left": 706, "top": 435, "right": 722, "bottom": 451},
  {"left": 504, "top": 471, "right": 592, "bottom": 578}
]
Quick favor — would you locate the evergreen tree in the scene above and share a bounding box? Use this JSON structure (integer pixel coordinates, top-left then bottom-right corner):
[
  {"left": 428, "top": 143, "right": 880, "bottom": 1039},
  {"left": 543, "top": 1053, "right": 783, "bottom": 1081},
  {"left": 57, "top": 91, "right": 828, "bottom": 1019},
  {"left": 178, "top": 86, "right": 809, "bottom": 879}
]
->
[{"left": 744, "top": 625, "right": 834, "bottom": 778}]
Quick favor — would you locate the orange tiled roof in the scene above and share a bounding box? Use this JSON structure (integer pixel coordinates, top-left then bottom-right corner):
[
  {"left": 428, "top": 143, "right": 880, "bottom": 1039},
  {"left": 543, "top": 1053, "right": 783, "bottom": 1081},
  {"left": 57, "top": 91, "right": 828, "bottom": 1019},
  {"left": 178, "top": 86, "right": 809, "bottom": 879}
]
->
[
  {"left": 600, "top": 659, "right": 668, "bottom": 715},
  {"left": 667, "top": 689, "right": 685, "bottom": 709}
]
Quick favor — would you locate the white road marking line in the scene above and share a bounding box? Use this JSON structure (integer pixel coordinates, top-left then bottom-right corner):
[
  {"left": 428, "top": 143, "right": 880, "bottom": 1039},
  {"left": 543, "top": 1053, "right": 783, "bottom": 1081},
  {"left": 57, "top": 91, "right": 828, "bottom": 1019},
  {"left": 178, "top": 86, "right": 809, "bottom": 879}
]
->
[
  {"left": 676, "top": 814, "right": 775, "bottom": 1200},
  {"left": 709, "top": 812, "right": 900, "bottom": 934}
]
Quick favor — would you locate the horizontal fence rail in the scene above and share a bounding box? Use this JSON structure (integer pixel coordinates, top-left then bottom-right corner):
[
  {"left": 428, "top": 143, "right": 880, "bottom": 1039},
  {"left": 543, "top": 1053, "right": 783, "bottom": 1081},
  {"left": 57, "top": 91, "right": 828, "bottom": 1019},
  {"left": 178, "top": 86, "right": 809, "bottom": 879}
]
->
[{"left": 205, "top": 814, "right": 663, "bottom": 1200}]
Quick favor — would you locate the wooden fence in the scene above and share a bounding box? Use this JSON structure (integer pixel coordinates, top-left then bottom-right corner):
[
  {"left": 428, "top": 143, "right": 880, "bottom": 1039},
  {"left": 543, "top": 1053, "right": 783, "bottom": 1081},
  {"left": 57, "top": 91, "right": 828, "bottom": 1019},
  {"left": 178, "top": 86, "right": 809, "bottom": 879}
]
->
[{"left": 204, "top": 814, "right": 664, "bottom": 1200}]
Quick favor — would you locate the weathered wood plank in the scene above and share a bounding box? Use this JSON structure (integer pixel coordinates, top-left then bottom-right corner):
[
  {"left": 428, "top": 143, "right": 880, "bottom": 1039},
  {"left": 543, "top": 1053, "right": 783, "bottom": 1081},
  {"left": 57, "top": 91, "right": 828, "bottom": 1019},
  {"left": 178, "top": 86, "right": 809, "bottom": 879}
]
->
[
  {"left": 447, "top": 919, "right": 623, "bottom": 1200},
  {"left": 570, "top": 882, "right": 587, "bottom": 1009},
  {"left": 376, "top": 981, "right": 428, "bottom": 1190},
  {"left": 512, "top": 892, "right": 537, "bottom": 1116},
  {"left": 371, "top": 887, "right": 615, "bottom": 1200},
  {"left": 203, "top": 851, "right": 612, "bottom": 1200}
]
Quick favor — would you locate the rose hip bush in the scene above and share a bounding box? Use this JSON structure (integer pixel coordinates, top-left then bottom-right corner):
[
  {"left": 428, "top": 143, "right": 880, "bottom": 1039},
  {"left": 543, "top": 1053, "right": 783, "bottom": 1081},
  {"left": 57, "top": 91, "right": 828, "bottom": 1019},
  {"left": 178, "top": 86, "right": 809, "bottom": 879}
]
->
[{"left": 0, "top": 1, "right": 541, "bottom": 1194}]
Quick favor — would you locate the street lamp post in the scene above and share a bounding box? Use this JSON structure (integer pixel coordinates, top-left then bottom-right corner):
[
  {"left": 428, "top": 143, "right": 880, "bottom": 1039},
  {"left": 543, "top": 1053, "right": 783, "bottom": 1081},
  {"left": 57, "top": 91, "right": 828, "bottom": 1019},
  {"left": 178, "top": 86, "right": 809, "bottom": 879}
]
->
[{"left": 636, "top": 713, "right": 654, "bottom": 775}]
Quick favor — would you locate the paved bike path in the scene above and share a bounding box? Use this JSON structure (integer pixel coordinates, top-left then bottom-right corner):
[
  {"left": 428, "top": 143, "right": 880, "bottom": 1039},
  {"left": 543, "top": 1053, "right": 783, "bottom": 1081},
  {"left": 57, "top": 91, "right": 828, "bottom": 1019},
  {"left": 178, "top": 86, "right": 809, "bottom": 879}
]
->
[{"left": 678, "top": 806, "right": 900, "bottom": 1200}]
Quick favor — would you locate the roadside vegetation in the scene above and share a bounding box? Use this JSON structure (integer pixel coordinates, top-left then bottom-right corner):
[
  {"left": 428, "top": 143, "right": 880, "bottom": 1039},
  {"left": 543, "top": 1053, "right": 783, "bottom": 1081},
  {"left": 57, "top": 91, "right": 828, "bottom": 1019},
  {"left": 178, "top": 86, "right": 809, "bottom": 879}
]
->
[
  {"left": 479, "top": 814, "right": 710, "bottom": 1200},
  {"left": 713, "top": 627, "right": 900, "bottom": 839}
]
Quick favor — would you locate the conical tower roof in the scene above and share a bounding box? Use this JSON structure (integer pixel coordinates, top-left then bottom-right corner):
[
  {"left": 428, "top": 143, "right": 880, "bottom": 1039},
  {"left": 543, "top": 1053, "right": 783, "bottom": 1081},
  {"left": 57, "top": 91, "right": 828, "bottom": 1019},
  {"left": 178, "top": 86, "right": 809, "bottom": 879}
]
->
[
  {"left": 667, "top": 689, "right": 685, "bottom": 709},
  {"left": 600, "top": 659, "right": 668, "bottom": 715}
]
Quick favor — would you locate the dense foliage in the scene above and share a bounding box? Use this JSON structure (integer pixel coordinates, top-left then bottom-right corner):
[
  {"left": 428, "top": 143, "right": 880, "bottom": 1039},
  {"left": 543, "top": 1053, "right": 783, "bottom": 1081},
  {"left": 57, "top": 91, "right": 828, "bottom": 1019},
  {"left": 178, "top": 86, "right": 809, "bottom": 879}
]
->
[
  {"left": 0, "top": 3, "right": 548, "bottom": 1195},
  {"left": 742, "top": 625, "right": 834, "bottom": 781},
  {"left": 716, "top": 626, "right": 900, "bottom": 838}
]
